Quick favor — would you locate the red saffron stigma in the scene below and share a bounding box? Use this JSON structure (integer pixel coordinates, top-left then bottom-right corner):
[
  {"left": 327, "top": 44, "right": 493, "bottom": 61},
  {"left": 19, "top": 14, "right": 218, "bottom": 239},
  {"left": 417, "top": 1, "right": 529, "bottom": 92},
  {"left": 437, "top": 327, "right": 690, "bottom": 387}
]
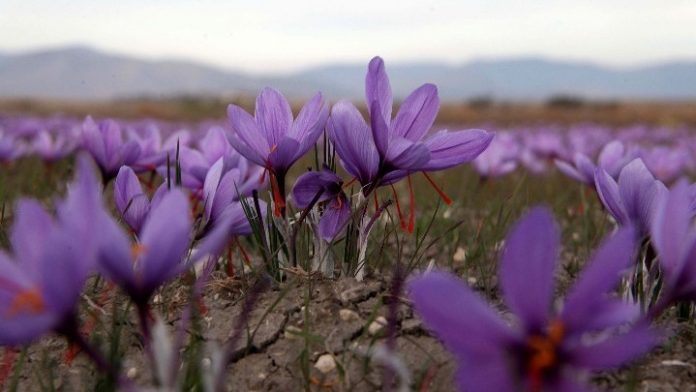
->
[
  {"left": 422, "top": 172, "right": 453, "bottom": 206},
  {"left": 235, "top": 238, "right": 253, "bottom": 267},
  {"left": 270, "top": 173, "right": 285, "bottom": 217},
  {"left": 373, "top": 192, "right": 379, "bottom": 211},
  {"left": 390, "top": 184, "right": 407, "bottom": 230},
  {"left": 343, "top": 177, "right": 358, "bottom": 189}
]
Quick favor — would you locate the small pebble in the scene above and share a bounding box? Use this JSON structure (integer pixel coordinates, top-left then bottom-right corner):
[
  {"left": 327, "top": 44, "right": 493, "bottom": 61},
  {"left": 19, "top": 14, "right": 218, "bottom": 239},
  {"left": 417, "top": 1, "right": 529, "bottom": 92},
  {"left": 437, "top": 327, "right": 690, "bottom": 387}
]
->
[
  {"left": 314, "top": 354, "right": 336, "bottom": 374},
  {"left": 126, "top": 367, "right": 138, "bottom": 379},
  {"left": 285, "top": 325, "right": 302, "bottom": 339},
  {"left": 339, "top": 309, "right": 360, "bottom": 321},
  {"left": 201, "top": 357, "right": 212, "bottom": 368},
  {"left": 453, "top": 246, "right": 467, "bottom": 263},
  {"left": 368, "top": 316, "right": 387, "bottom": 336},
  {"left": 443, "top": 209, "right": 452, "bottom": 219},
  {"left": 467, "top": 276, "right": 478, "bottom": 285}
]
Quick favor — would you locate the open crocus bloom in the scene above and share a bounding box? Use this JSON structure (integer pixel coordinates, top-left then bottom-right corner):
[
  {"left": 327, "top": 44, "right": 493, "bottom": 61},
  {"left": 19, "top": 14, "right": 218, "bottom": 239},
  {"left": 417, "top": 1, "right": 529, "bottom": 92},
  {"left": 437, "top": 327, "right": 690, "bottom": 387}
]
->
[
  {"left": 227, "top": 88, "right": 328, "bottom": 215},
  {"left": 0, "top": 156, "right": 102, "bottom": 345},
  {"left": 409, "top": 207, "right": 657, "bottom": 391},
  {"left": 328, "top": 56, "right": 493, "bottom": 231},
  {"left": 594, "top": 158, "right": 667, "bottom": 237}
]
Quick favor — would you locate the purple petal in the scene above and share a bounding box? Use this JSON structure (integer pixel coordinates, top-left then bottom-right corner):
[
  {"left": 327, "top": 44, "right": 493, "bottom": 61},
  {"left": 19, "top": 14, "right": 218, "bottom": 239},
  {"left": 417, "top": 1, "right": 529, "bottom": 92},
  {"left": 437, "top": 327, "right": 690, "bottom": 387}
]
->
[
  {"left": 455, "top": 349, "right": 518, "bottom": 392},
  {"left": 268, "top": 137, "right": 301, "bottom": 174},
  {"left": 594, "top": 168, "right": 629, "bottom": 226},
  {"left": 391, "top": 83, "right": 439, "bottom": 142},
  {"left": 114, "top": 166, "right": 145, "bottom": 214},
  {"left": 561, "top": 227, "right": 636, "bottom": 334},
  {"left": 500, "top": 207, "right": 558, "bottom": 332},
  {"left": 385, "top": 137, "right": 431, "bottom": 170},
  {"left": 365, "top": 56, "right": 392, "bottom": 122},
  {"left": 291, "top": 170, "right": 338, "bottom": 208},
  {"left": 255, "top": 87, "right": 293, "bottom": 147},
  {"left": 370, "top": 99, "right": 390, "bottom": 158},
  {"left": 327, "top": 101, "right": 379, "bottom": 186},
  {"left": 97, "top": 214, "right": 138, "bottom": 293},
  {"left": 227, "top": 104, "right": 269, "bottom": 166},
  {"left": 618, "top": 158, "right": 663, "bottom": 234},
  {"left": 408, "top": 271, "right": 517, "bottom": 355},
  {"left": 138, "top": 190, "right": 192, "bottom": 295},
  {"left": 199, "top": 126, "right": 231, "bottom": 164},
  {"left": 651, "top": 180, "right": 696, "bottom": 285},
  {"left": 598, "top": 140, "right": 626, "bottom": 177},
  {"left": 555, "top": 159, "right": 587, "bottom": 184},
  {"left": 123, "top": 194, "right": 150, "bottom": 233},
  {"left": 318, "top": 195, "right": 351, "bottom": 241},
  {"left": 10, "top": 200, "right": 54, "bottom": 274},
  {"left": 203, "top": 158, "right": 225, "bottom": 222},
  {"left": 421, "top": 129, "right": 494, "bottom": 171},
  {"left": 210, "top": 168, "right": 243, "bottom": 223},
  {"left": 288, "top": 92, "right": 328, "bottom": 155},
  {"left": 568, "top": 323, "right": 659, "bottom": 371}
]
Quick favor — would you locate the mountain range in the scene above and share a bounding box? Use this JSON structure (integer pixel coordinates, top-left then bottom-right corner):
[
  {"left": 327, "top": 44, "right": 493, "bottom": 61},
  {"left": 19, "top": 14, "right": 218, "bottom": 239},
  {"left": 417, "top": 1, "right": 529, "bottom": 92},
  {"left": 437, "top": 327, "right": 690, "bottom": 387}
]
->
[{"left": 0, "top": 46, "right": 695, "bottom": 101}]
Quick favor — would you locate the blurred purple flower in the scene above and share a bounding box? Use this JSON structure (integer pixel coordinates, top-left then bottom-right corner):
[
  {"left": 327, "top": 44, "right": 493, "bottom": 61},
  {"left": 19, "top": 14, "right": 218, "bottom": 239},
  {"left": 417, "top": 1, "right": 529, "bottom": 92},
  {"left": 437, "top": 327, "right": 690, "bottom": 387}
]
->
[
  {"left": 0, "top": 156, "right": 102, "bottom": 345},
  {"left": 227, "top": 88, "right": 328, "bottom": 216},
  {"left": 31, "top": 130, "right": 77, "bottom": 162},
  {"left": 81, "top": 116, "right": 142, "bottom": 182},
  {"left": 409, "top": 207, "right": 656, "bottom": 391},
  {"left": 650, "top": 180, "right": 696, "bottom": 310},
  {"left": 292, "top": 166, "right": 351, "bottom": 241},
  {"left": 472, "top": 132, "right": 519, "bottom": 178},
  {"left": 557, "top": 141, "right": 637, "bottom": 185},
  {"left": 114, "top": 166, "right": 171, "bottom": 234},
  {"left": 594, "top": 158, "right": 667, "bottom": 236}
]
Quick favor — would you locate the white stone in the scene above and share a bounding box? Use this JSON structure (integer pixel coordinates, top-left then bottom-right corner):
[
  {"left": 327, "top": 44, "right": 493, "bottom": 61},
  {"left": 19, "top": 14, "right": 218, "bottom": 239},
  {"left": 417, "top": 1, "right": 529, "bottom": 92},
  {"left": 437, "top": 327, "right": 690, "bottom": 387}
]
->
[
  {"left": 126, "top": 367, "right": 138, "bottom": 379},
  {"left": 368, "top": 316, "right": 387, "bottom": 336},
  {"left": 339, "top": 309, "right": 360, "bottom": 321},
  {"left": 453, "top": 246, "right": 467, "bottom": 263},
  {"left": 314, "top": 354, "right": 336, "bottom": 374}
]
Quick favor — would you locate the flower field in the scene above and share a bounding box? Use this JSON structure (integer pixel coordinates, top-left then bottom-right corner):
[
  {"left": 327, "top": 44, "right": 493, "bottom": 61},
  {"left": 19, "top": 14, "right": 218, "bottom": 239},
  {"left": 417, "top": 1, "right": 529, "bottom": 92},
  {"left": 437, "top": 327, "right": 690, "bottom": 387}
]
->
[{"left": 0, "top": 57, "right": 695, "bottom": 391}]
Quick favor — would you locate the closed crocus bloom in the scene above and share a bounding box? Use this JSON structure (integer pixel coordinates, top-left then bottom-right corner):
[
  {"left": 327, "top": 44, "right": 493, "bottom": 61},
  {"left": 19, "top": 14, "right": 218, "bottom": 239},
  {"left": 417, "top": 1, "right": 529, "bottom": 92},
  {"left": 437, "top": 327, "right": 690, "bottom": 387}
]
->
[
  {"left": 0, "top": 156, "right": 102, "bottom": 345},
  {"left": 292, "top": 167, "right": 351, "bottom": 241},
  {"left": 650, "top": 180, "right": 696, "bottom": 310},
  {"left": 81, "top": 116, "right": 141, "bottom": 183},
  {"left": 227, "top": 88, "right": 329, "bottom": 216},
  {"left": 594, "top": 158, "right": 667, "bottom": 237},
  {"left": 556, "top": 141, "right": 640, "bottom": 186},
  {"left": 114, "top": 166, "right": 147, "bottom": 230},
  {"left": 202, "top": 157, "right": 264, "bottom": 235},
  {"left": 409, "top": 207, "right": 657, "bottom": 392}
]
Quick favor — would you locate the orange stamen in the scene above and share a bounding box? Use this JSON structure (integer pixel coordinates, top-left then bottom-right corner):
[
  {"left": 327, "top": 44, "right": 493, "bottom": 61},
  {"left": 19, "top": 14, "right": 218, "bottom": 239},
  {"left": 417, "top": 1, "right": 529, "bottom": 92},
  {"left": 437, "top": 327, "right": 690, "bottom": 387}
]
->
[
  {"left": 131, "top": 243, "right": 147, "bottom": 260},
  {"left": 270, "top": 144, "right": 278, "bottom": 153},
  {"left": 390, "top": 184, "right": 407, "bottom": 230},
  {"left": 407, "top": 176, "right": 415, "bottom": 234},
  {"left": 422, "top": 172, "right": 453, "bottom": 205},
  {"left": 526, "top": 319, "right": 565, "bottom": 392},
  {"left": 6, "top": 287, "right": 45, "bottom": 316}
]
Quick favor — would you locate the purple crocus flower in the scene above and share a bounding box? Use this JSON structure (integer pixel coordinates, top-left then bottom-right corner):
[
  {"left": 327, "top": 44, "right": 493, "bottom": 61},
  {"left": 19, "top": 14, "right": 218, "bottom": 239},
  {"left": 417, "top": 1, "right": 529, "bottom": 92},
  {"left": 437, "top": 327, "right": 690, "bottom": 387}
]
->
[
  {"left": 81, "top": 116, "right": 141, "bottom": 183},
  {"left": 202, "top": 157, "right": 264, "bottom": 235},
  {"left": 329, "top": 57, "right": 493, "bottom": 193},
  {"left": 292, "top": 166, "right": 351, "bottom": 241},
  {"left": 409, "top": 207, "right": 656, "bottom": 391},
  {"left": 472, "top": 132, "right": 519, "bottom": 178},
  {"left": 114, "top": 165, "right": 170, "bottom": 234},
  {"left": 328, "top": 57, "right": 492, "bottom": 231},
  {"left": 97, "top": 189, "right": 194, "bottom": 304},
  {"left": 227, "top": 88, "right": 329, "bottom": 216},
  {"left": 31, "top": 129, "right": 77, "bottom": 162},
  {"left": 650, "top": 180, "right": 696, "bottom": 311},
  {"left": 594, "top": 158, "right": 667, "bottom": 237},
  {"left": 556, "top": 141, "right": 636, "bottom": 186},
  {"left": 0, "top": 156, "right": 101, "bottom": 345}
]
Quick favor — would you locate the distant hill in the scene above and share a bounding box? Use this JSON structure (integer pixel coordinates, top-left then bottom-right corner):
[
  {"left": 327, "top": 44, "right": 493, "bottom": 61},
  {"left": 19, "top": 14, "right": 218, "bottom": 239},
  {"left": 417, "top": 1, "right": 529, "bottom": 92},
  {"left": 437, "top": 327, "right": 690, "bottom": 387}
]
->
[{"left": 1, "top": 46, "right": 695, "bottom": 100}]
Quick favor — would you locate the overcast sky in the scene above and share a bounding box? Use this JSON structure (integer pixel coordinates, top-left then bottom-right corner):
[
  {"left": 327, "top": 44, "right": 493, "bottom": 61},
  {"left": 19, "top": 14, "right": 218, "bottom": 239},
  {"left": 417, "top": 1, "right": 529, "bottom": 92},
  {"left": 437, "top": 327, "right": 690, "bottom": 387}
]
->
[{"left": 1, "top": 0, "right": 695, "bottom": 74}]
